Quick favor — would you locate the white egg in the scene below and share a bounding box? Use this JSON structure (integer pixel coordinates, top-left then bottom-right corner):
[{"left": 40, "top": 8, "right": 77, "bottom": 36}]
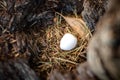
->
[{"left": 60, "top": 33, "right": 77, "bottom": 50}]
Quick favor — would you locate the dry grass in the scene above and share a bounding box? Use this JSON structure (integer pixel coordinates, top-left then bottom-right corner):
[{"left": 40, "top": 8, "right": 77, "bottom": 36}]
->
[
  {"left": 0, "top": 0, "right": 7, "bottom": 11},
  {"left": 32, "top": 14, "right": 92, "bottom": 77}
]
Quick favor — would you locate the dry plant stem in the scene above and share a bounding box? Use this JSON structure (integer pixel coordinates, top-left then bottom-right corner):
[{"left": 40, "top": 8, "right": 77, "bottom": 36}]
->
[
  {"left": 0, "top": 0, "right": 7, "bottom": 10},
  {"left": 52, "top": 57, "right": 77, "bottom": 65}
]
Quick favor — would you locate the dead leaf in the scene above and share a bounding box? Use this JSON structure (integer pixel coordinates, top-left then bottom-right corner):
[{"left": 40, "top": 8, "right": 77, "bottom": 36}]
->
[
  {"left": 56, "top": 12, "right": 89, "bottom": 37},
  {"left": 64, "top": 17, "right": 87, "bottom": 37}
]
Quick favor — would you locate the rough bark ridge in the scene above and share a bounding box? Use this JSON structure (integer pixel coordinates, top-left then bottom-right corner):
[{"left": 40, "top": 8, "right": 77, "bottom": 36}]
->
[
  {"left": 82, "top": 0, "right": 109, "bottom": 30},
  {"left": 0, "top": 0, "right": 108, "bottom": 32},
  {"left": 0, "top": 0, "right": 84, "bottom": 33},
  {"left": 0, "top": 59, "right": 39, "bottom": 80},
  {"left": 88, "top": 0, "right": 120, "bottom": 79}
]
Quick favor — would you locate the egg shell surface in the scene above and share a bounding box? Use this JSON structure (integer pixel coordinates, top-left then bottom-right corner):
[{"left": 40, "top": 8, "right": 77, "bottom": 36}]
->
[{"left": 60, "top": 33, "right": 77, "bottom": 50}]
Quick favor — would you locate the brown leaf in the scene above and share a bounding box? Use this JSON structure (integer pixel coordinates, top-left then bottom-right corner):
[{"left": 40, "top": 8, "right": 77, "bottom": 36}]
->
[
  {"left": 56, "top": 12, "right": 90, "bottom": 37},
  {"left": 64, "top": 17, "right": 88, "bottom": 37}
]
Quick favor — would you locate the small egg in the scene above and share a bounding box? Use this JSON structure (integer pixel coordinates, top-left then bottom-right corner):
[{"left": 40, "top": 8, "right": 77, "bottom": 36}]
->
[{"left": 60, "top": 33, "right": 77, "bottom": 50}]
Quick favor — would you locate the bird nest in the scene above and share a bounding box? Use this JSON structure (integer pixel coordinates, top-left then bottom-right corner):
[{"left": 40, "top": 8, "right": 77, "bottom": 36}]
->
[{"left": 31, "top": 15, "right": 92, "bottom": 79}]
